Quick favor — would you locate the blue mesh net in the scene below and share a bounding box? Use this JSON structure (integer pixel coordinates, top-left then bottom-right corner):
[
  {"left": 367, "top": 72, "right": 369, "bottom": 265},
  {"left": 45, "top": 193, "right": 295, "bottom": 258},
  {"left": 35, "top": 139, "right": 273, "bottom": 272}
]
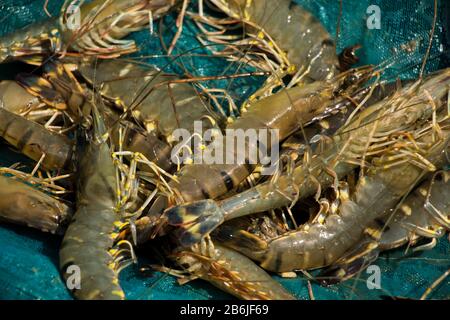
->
[{"left": 0, "top": 0, "right": 449, "bottom": 300}]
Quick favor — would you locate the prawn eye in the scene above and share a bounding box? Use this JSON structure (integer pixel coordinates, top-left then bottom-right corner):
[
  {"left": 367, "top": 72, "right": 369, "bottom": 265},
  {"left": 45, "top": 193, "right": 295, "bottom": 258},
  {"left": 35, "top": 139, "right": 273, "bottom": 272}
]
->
[
  {"left": 335, "top": 74, "right": 357, "bottom": 95},
  {"left": 345, "top": 74, "right": 359, "bottom": 86}
]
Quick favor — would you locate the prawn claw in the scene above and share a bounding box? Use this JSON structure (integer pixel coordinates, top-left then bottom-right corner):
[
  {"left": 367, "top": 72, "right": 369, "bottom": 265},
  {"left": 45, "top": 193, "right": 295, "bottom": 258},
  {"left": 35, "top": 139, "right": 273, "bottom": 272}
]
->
[{"left": 165, "top": 199, "right": 226, "bottom": 247}]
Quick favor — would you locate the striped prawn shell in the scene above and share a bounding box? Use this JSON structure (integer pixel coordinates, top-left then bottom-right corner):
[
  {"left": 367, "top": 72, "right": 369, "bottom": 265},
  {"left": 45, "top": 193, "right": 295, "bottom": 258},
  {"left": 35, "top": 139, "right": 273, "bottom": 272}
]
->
[{"left": 0, "top": 107, "right": 73, "bottom": 170}]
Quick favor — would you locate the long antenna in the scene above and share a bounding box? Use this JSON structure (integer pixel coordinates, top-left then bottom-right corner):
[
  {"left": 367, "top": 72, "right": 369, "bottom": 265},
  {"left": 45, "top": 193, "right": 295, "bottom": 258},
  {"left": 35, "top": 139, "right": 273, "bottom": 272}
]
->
[
  {"left": 335, "top": 0, "right": 343, "bottom": 49},
  {"left": 420, "top": 0, "right": 438, "bottom": 78}
]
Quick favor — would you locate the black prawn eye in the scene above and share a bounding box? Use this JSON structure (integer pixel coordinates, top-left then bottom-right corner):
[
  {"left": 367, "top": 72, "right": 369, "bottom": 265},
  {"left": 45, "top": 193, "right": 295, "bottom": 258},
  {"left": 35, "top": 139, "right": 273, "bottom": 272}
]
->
[{"left": 346, "top": 74, "right": 359, "bottom": 86}]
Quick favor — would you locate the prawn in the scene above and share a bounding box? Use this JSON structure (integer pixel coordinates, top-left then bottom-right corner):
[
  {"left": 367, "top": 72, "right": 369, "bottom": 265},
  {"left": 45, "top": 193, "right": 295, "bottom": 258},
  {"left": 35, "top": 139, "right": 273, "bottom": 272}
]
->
[
  {"left": 0, "top": 0, "right": 178, "bottom": 64},
  {"left": 59, "top": 103, "right": 133, "bottom": 300}
]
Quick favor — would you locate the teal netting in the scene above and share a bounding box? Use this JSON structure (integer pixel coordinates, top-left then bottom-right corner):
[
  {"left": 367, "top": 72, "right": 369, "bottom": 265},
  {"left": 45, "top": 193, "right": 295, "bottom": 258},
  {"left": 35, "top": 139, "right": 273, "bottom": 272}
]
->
[{"left": 0, "top": 0, "right": 449, "bottom": 300}]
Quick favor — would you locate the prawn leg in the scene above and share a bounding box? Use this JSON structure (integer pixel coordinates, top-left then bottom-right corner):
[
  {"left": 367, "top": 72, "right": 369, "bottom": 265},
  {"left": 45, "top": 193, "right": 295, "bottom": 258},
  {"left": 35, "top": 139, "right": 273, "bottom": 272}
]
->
[
  {"left": 0, "top": 0, "right": 178, "bottom": 63},
  {"left": 193, "top": 0, "right": 340, "bottom": 99}
]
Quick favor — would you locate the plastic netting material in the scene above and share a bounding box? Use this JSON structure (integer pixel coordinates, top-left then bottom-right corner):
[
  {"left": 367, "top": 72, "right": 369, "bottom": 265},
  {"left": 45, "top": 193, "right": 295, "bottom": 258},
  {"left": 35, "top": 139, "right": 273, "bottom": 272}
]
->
[{"left": 0, "top": 0, "right": 449, "bottom": 300}]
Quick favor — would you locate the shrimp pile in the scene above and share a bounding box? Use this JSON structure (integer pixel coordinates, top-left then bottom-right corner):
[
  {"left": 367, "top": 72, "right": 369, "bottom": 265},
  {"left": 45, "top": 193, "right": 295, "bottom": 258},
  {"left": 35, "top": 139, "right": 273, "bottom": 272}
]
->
[{"left": 0, "top": 0, "right": 448, "bottom": 300}]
